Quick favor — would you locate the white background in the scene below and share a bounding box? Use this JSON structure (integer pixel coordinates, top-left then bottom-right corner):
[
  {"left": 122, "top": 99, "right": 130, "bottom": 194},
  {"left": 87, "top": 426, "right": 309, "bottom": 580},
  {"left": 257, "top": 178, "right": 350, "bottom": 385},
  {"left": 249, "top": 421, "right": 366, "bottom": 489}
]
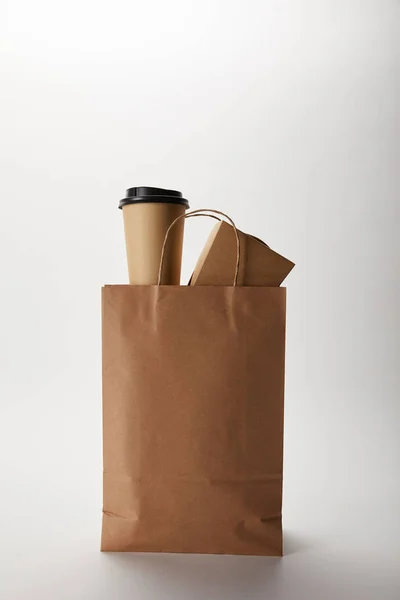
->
[{"left": 1, "top": 1, "right": 399, "bottom": 598}]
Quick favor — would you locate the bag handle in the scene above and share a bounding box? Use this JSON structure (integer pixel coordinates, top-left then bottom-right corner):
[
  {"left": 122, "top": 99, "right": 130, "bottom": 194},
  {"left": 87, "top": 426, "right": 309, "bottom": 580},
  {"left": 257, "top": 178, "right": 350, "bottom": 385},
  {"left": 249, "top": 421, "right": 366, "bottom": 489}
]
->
[{"left": 157, "top": 209, "right": 241, "bottom": 286}]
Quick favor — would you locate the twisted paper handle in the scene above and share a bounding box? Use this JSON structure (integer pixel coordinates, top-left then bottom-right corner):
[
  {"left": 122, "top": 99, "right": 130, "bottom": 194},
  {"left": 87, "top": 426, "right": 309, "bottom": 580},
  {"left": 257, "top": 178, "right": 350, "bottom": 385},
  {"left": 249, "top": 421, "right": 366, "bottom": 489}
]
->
[{"left": 157, "top": 209, "right": 241, "bottom": 286}]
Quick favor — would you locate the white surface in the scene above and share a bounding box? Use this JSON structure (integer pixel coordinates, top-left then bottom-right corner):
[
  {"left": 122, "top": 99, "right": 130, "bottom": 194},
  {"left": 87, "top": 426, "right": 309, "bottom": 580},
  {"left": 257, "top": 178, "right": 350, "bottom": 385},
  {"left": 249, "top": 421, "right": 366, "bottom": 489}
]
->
[{"left": 0, "top": 1, "right": 399, "bottom": 598}]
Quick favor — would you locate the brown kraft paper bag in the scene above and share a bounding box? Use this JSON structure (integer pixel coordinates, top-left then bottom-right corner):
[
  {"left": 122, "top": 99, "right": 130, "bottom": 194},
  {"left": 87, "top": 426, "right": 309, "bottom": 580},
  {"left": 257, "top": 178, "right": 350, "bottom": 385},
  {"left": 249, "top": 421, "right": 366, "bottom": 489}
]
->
[{"left": 101, "top": 211, "right": 287, "bottom": 556}]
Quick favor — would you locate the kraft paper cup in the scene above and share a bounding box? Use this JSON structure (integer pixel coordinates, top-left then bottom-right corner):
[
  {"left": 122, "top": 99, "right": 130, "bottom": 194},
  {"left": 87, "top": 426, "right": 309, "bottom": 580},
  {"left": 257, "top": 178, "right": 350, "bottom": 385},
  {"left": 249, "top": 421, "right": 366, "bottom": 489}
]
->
[{"left": 119, "top": 186, "right": 189, "bottom": 285}]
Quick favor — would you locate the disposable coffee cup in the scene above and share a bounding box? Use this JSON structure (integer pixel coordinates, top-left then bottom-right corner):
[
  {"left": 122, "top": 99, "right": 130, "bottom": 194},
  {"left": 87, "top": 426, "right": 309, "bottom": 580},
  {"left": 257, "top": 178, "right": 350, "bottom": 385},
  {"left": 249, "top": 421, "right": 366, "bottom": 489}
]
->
[{"left": 119, "top": 186, "right": 189, "bottom": 285}]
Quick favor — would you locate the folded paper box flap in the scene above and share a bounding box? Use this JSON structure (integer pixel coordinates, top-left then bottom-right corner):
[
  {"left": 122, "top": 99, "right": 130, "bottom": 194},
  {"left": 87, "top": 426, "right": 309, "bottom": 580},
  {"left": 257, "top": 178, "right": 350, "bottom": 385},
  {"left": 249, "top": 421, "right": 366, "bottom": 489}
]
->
[{"left": 189, "top": 221, "right": 294, "bottom": 287}]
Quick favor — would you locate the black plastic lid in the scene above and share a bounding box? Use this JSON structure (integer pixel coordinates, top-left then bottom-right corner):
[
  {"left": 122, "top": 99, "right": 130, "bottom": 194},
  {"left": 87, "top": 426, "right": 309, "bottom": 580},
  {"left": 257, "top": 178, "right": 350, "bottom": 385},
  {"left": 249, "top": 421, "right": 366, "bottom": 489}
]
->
[{"left": 119, "top": 186, "right": 189, "bottom": 209}]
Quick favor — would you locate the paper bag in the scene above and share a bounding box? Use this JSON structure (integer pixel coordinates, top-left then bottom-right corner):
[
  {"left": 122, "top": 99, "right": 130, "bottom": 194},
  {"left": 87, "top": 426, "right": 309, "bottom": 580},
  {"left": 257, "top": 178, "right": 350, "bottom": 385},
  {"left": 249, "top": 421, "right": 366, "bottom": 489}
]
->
[{"left": 101, "top": 210, "right": 287, "bottom": 556}]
